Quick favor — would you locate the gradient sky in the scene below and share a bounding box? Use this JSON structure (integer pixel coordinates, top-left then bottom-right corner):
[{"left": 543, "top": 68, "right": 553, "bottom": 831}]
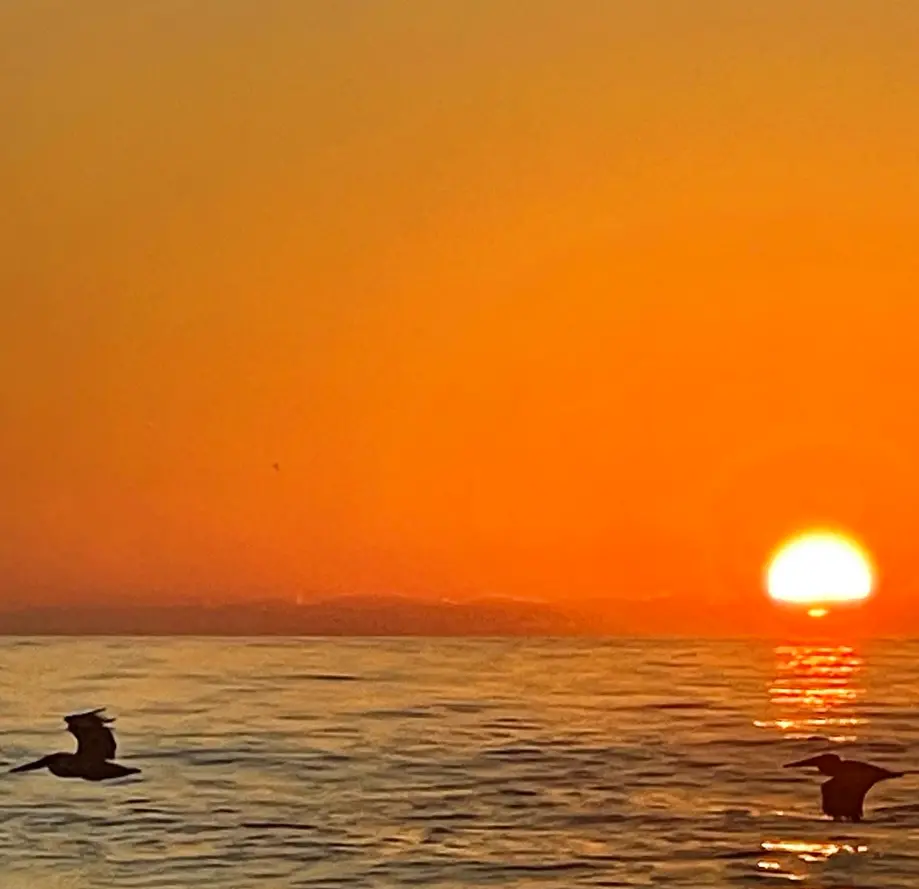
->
[{"left": 3, "top": 2, "right": 919, "bottom": 627}]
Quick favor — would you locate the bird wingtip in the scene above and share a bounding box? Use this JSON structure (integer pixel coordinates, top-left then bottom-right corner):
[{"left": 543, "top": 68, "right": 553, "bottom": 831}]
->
[{"left": 65, "top": 707, "right": 114, "bottom": 723}]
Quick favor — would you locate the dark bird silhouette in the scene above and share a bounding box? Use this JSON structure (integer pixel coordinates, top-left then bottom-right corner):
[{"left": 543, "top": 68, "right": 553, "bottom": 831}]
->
[
  {"left": 272, "top": 462, "right": 280, "bottom": 472},
  {"left": 10, "top": 709, "right": 141, "bottom": 781},
  {"left": 784, "top": 753, "right": 906, "bottom": 821}
]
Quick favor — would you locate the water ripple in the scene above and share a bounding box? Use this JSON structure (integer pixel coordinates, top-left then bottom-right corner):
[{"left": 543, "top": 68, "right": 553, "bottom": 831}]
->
[{"left": 0, "top": 639, "right": 917, "bottom": 887}]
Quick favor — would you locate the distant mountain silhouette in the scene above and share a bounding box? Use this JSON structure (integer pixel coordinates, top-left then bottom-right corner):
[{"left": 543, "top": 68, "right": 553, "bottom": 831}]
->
[
  {"left": 0, "top": 591, "right": 899, "bottom": 636},
  {"left": 0, "top": 594, "right": 583, "bottom": 636}
]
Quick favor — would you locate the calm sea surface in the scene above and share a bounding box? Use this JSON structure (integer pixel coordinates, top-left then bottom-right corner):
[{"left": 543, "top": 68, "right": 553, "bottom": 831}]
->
[{"left": 0, "top": 638, "right": 917, "bottom": 887}]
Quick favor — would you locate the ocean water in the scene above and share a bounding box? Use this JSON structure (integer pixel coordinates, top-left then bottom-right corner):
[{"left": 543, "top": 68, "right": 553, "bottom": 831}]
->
[{"left": 0, "top": 638, "right": 917, "bottom": 887}]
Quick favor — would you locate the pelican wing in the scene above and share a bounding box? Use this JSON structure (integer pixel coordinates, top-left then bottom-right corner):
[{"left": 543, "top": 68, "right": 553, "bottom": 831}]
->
[
  {"left": 820, "top": 762, "right": 895, "bottom": 820},
  {"left": 65, "top": 709, "right": 117, "bottom": 761},
  {"left": 821, "top": 775, "right": 870, "bottom": 819},
  {"left": 844, "top": 760, "right": 900, "bottom": 782}
]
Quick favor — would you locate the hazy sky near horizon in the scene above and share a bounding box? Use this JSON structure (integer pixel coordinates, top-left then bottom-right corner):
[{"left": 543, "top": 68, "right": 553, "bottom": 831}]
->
[{"left": 3, "top": 2, "right": 919, "bottom": 626}]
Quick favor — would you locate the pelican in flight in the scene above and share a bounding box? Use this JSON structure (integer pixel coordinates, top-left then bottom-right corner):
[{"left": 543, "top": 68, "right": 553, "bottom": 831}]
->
[
  {"left": 10, "top": 709, "right": 141, "bottom": 781},
  {"left": 785, "top": 753, "right": 906, "bottom": 821}
]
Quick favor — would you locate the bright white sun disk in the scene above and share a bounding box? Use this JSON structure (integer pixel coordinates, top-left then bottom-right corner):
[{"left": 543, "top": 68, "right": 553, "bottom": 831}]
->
[{"left": 767, "top": 532, "right": 873, "bottom": 604}]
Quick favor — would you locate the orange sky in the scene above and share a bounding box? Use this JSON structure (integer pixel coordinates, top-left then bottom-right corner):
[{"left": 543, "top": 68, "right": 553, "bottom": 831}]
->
[{"left": 2, "top": 2, "right": 919, "bottom": 629}]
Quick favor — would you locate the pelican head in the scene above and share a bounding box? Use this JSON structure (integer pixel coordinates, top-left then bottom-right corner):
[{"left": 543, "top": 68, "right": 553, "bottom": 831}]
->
[{"left": 784, "top": 752, "right": 843, "bottom": 775}]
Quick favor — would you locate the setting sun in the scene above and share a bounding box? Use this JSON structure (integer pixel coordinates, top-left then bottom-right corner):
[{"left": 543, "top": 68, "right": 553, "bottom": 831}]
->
[{"left": 766, "top": 532, "right": 874, "bottom": 611}]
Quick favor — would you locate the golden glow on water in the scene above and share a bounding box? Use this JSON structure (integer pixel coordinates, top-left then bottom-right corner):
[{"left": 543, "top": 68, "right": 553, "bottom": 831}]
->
[
  {"left": 766, "top": 531, "right": 874, "bottom": 605},
  {"left": 755, "top": 862, "right": 804, "bottom": 881},
  {"left": 758, "top": 840, "right": 870, "bottom": 878},
  {"left": 762, "top": 840, "right": 869, "bottom": 857},
  {"left": 754, "top": 645, "right": 865, "bottom": 740},
  {"left": 754, "top": 643, "right": 874, "bottom": 883},
  {"left": 807, "top": 607, "right": 828, "bottom": 618}
]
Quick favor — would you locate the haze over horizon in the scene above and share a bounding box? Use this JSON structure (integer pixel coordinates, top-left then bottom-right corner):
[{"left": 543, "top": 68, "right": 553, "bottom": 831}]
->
[{"left": 3, "top": 2, "right": 919, "bottom": 632}]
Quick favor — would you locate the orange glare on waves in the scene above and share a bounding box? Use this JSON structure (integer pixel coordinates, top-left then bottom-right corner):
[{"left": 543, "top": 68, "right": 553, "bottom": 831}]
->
[{"left": 766, "top": 531, "right": 874, "bottom": 615}]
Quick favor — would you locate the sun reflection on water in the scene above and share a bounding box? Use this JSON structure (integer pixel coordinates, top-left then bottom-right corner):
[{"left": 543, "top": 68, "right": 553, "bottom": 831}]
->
[
  {"left": 757, "top": 839, "right": 870, "bottom": 880},
  {"left": 751, "top": 644, "right": 872, "bottom": 883},
  {"left": 754, "top": 644, "right": 866, "bottom": 741}
]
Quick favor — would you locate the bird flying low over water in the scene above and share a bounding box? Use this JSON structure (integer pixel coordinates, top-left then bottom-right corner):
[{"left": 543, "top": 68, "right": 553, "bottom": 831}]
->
[
  {"left": 10, "top": 709, "right": 141, "bottom": 781},
  {"left": 784, "top": 753, "right": 907, "bottom": 821}
]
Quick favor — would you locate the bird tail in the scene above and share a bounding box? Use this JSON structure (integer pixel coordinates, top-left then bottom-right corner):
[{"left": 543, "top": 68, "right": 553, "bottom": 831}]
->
[{"left": 91, "top": 762, "right": 140, "bottom": 781}]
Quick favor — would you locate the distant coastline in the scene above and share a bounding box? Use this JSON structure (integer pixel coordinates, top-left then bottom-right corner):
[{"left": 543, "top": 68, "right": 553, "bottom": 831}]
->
[
  {"left": 0, "top": 594, "right": 581, "bottom": 637},
  {"left": 0, "top": 593, "right": 901, "bottom": 637}
]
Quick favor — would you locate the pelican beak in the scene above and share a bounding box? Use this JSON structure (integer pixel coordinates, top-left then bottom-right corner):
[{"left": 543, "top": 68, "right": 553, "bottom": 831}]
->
[
  {"left": 784, "top": 756, "right": 824, "bottom": 769},
  {"left": 9, "top": 756, "right": 50, "bottom": 774}
]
